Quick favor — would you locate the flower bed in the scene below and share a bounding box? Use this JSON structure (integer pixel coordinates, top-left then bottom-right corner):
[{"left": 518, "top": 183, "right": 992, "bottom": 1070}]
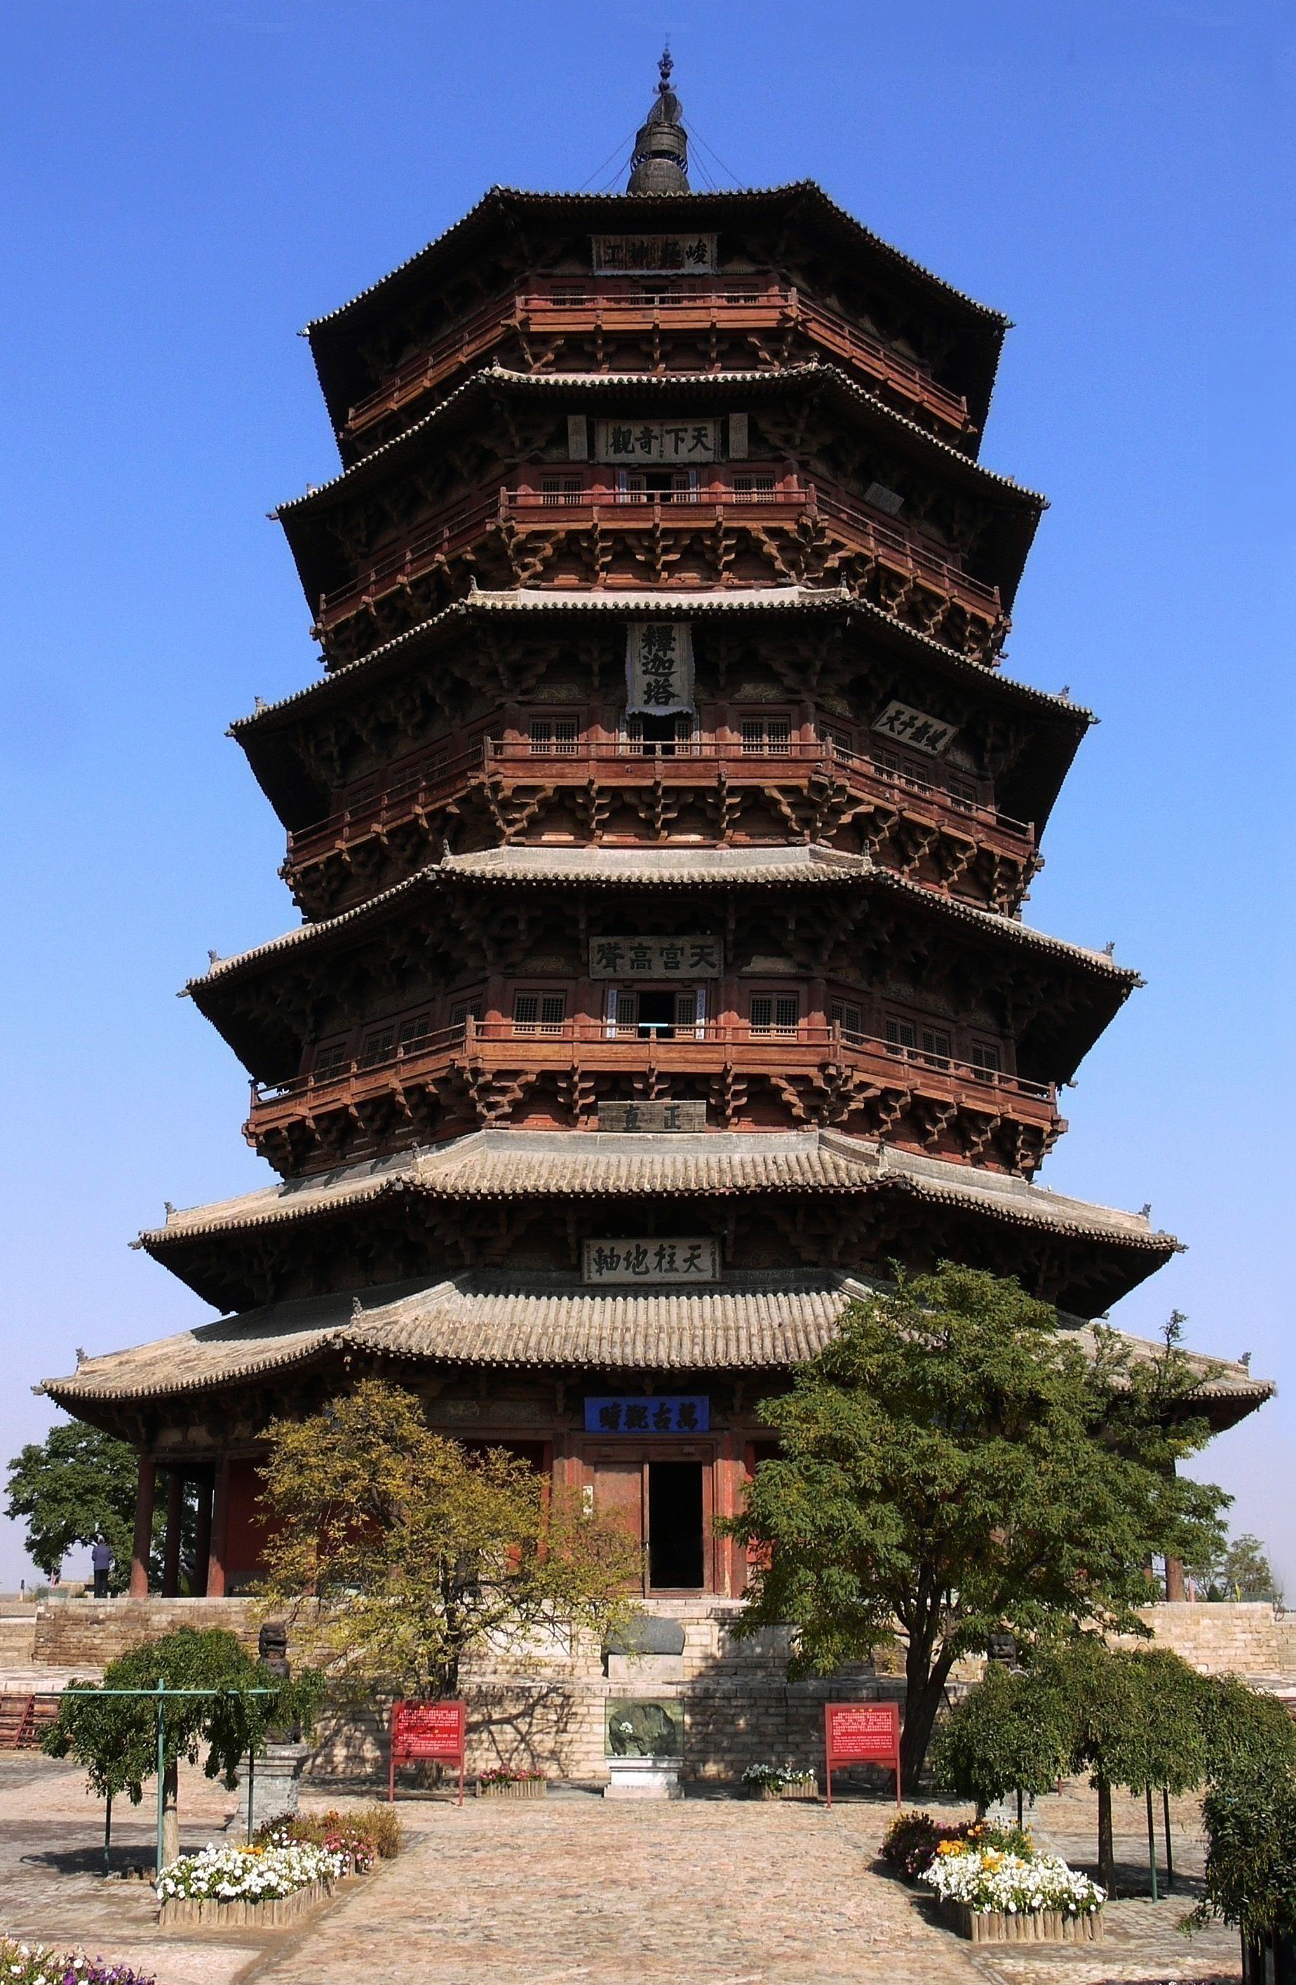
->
[
  {"left": 257, "top": 1803, "right": 402, "bottom": 1872},
  {"left": 921, "top": 1846, "right": 1104, "bottom": 1944},
  {"left": 475, "top": 1767, "right": 547, "bottom": 1799},
  {"left": 0, "top": 1940, "right": 155, "bottom": 1984},
  {"left": 156, "top": 1842, "right": 341, "bottom": 1928},
  {"left": 742, "top": 1762, "right": 818, "bottom": 1801}
]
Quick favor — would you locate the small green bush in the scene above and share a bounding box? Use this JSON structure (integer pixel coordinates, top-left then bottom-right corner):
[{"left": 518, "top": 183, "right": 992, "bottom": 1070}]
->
[{"left": 1195, "top": 1770, "right": 1296, "bottom": 1936}]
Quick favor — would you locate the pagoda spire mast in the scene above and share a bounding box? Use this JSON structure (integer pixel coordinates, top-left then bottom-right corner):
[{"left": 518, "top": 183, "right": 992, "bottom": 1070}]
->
[{"left": 627, "top": 46, "right": 690, "bottom": 194}]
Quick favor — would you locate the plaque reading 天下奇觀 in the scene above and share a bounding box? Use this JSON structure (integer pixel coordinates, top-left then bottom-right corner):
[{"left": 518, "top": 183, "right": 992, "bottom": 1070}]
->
[
  {"left": 595, "top": 418, "right": 721, "bottom": 465},
  {"left": 582, "top": 1238, "right": 720, "bottom": 1285}
]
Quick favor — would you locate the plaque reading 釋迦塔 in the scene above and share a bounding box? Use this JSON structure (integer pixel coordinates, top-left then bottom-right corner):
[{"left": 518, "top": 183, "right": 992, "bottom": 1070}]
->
[
  {"left": 625, "top": 623, "right": 694, "bottom": 716},
  {"left": 582, "top": 1238, "right": 720, "bottom": 1285},
  {"left": 589, "top": 935, "right": 721, "bottom": 978}
]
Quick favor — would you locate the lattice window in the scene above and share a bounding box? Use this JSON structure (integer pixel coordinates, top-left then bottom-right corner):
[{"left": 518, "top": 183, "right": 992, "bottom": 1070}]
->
[
  {"left": 750, "top": 994, "right": 800, "bottom": 1035},
  {"left": 312, "top": 1041, "right": 350, "bottom": 1080},
  {"left": 732, "top": 471, "right": 776, "bottom": 502},
  {"left": 449, "top": 995, "right": 484, "bottom": 1029},
  {"left": 885, "top": 1017, "right": 917, "bottom": 1053},
  {"left": 829, "top": 998, "right": 863, "bottom": 1040},
  {"left": 740, "top": 717, "right": 792, "bottom": 756},
  {"left": 358, "top": 1026, "right": 395, "bottom": 1068},
  {"left": 919, "top": 1026, "right": 951, "bottom": 1069},
  {"left": 529, "top": 718, "right": 579, "bottom": 756},
  {"left": 513, "top": 991, "right": 567, "bottom": 1033},
  {"left": 398, "top": 1013, "right": 432, "bottom": 1052},
  {"left": 971, "top": 1042, "right": 1002, "bottom": 1077},
  {"left": 540, "top": 475, "right": 581, "bottom": 507}
]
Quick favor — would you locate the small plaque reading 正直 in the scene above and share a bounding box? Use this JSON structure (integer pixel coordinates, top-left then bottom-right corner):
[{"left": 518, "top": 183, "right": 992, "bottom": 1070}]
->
[{"left": 598, "top": 1101, "right": 706, "bottom": 1134}]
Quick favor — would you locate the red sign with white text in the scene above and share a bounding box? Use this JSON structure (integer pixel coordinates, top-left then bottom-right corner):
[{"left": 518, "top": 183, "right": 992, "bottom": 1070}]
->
[
  {"left": 824, "top": 1701, "right": 902, "bottom": 1807},
  {"left": 390, "top": 1699, "right": 466, "bottom": 1804}
]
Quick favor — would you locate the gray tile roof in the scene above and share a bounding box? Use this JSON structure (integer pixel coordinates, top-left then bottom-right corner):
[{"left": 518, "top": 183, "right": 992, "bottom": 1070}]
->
[
  {"left": 229, "top": 588, "right": 1094, "bottom": 737},
  {"left": 277, "top": 362, "right": 1042, "bottom": 516},
  {"left": 134, "top": 1128, "right": 1174, "bottom": 1253},
  {"left": 303, "top": 182, "right": 1010, "bottom": 335},
  {"left": 42, "top": 1265, "right": 1264, "bottom": 1417},
  {"left": 189, "top": 844, "right": 1133, "bottom": 991}
]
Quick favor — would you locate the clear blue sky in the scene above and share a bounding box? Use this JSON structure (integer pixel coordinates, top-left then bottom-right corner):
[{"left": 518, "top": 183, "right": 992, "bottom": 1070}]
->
[{"left": 1, "top": 1, "right": 1292, "bottom": 1590}]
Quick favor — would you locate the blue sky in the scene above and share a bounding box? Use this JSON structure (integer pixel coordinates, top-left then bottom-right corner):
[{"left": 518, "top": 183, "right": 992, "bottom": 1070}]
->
[{"left": 1, "top": 1, "right": 1292, "bottom": 1589}]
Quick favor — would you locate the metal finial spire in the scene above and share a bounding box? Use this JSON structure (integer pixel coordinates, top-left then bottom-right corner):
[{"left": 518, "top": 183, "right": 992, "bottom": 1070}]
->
[{"left": 627, "top": 46, "right": 689, "bottom": 194}]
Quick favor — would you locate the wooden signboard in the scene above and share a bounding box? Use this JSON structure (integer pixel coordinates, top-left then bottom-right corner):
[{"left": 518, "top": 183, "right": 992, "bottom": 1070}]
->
[
  {"left": 824, "top": 1701, "right": 902, "bottom": 1808},
  {"left": 389, "top": 1698, "right": 466, "bottom": 1805}
]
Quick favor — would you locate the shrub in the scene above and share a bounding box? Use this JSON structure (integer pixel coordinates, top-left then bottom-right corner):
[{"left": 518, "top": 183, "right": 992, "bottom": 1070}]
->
[
  {"left": 879, "top": 1810, "right": 971, "bottom": 1879},
  {"left": 740, "top": 1761, "right": 816, "bottom": 1791},
  {"left": 477, "top": 1766, "right": 545, "bottom": 1786},
  {"left": 1193, "top": 1770, "right": 1296, "bottom": 1937}
]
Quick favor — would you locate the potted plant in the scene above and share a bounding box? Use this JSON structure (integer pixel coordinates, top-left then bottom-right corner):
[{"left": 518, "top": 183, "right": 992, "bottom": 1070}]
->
[
  {"left": 475, "top": 1766, "right": 548, "bottom": 1800},
  {"left": 741, "top": 1762, "right": 818, "bottom": 1802}
]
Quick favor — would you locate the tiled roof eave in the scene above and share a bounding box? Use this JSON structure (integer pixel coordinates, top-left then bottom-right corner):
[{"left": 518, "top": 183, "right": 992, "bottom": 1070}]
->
[
  {"left": 303, "top": 182, "right": 1010, "bottom": 338},
  {"left": 230, "top": 590, "right": 1094, "bottom": 739},
  {"left": 276, "top": 361, "right": 1044, "bottom": 518},
  {"left": 188, "top": 851, "right": 1134, "bottom": 994}
]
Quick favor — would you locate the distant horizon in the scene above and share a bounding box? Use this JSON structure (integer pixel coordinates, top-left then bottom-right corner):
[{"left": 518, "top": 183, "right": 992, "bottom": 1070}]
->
[{"left": 2, "top": 0, "right": 1291, "bottom": 1590}]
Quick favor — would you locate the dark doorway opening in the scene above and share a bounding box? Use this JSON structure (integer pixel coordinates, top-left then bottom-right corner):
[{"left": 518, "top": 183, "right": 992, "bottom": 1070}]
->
[
  {"left": 635, "top": 989, "right": 678, "bottom": 1039},
  {"left": 648, "top": 1461, "right": 704, "bottom": 1589}
]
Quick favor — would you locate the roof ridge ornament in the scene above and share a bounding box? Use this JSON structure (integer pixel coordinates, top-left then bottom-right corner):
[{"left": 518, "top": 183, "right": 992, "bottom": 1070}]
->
[{"left": 627, "top": 44, "right": 690, "bottom": 196}]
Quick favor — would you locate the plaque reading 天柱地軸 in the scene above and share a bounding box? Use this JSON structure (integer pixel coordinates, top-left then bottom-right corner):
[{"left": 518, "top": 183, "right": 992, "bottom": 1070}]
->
[
  {"left": 591, "top": 232, "right": 717, "bottom": 274},
  {"left": 589, "top": 934, "right": 720, "bottom": 978},
  {"left": 582, "top": 1238, "right": 720, "bottom": 1285},
  {"left": 625, "top": 622, "right": 694, "bottom": 715}
]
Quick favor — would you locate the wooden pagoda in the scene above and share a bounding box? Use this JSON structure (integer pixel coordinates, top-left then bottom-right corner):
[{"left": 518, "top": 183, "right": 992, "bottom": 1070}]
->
[{"left": 44, "top": 58, "right": 1267, "bottom": 1601}]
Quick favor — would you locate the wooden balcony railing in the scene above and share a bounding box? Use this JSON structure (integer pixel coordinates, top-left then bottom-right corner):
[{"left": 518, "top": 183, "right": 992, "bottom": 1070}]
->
[
  {"left": 248, "top": 1017, "right": 1056, "bottom": 1132},
  {"left": 313, "top": 479, "right": 1002, "bottom": 636},
  {"left": 285, "top": 737, "right": 1033, "bottom": 873},
  {"left": 342, "top": 280, "right": 974, "bottom": 443}
]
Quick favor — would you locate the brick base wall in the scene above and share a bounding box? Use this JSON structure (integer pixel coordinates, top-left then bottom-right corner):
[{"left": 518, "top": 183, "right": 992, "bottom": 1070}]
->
[{"left": 9, "top": 1595, "right": 1294, "bottom": 1787}]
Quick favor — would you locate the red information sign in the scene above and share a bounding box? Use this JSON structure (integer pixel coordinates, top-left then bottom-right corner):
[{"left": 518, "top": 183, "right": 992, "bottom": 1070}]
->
[
  {"left": 389, "top": 1699, "right": 466, "bottom": 1805},
  {"left": 824, "top": 1701, "right": 902, "bottom": 1808}
]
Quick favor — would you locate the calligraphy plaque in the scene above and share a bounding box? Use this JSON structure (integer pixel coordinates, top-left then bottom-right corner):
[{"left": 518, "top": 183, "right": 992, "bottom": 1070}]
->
[
  {"left": 585, "top": 1396, "right": 710, "bottom": 1435},
  {"left": 626, "top": 622, "right": 693, "bottom": 715},
  {"left": 591, "top": 232, "right": 717, "bottom": 273},
  {"left": 871, "top": 700, "right": 958, "bottom": 757},
  {"left": 598, "top": 1101, "right": 707, "bottom": 1133},
  {"left": 582, "top": 1238, "right": 720, "bottom": 1285},
  {"left": 589, "top": 935, "right": 721, "bottom": 978},
  {"left": 595, "top": 418, "right": 721, "bottom": 465}
]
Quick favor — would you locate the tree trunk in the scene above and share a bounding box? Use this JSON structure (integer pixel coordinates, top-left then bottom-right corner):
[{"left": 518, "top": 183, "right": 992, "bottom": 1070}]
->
[
  {"left": 161, "top": 1758, "right": 180, "bottom": 1870},
  {"left": 900, "top": 1654, "right": 951, "bottom": 1795},
  {"left": 1096, "top": 1776, "right": 1116, "bottom": 1896}
]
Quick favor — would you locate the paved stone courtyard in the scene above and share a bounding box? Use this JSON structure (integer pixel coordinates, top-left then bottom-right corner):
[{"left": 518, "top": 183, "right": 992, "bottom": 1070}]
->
[{"left": 0, "top": 1754, "right": 1242, "bottom": 1984}]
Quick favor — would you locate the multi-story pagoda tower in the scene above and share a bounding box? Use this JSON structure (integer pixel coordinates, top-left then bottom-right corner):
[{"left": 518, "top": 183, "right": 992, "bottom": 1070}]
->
[{"left": 47, "top": 58, "right": 1266, "bottom": 1606}]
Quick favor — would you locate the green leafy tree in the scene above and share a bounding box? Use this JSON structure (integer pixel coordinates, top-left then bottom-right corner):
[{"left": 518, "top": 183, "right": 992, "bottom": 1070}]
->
[
  {"left": 6, "top": 1422, "right": 142, "bottom": 1587},
  {"left": 1195, "top": 1770, "right": 1296, "bottom": 1941},
  {"left": 929, "top": 1660, "right": 1072, "bottom": 1811},
  {"left": 720, "top": 1266, "right": 1229, "bottom": 1791},
  {"left": 41, "top": 1627, "right": 324, "bottom": 1866},
  {"left": 256, "top": 1378, "right": 640, "bottom": 1698},
  {"left": 1189, "top": 1531, "right": 1284, "bottom": 1603}
]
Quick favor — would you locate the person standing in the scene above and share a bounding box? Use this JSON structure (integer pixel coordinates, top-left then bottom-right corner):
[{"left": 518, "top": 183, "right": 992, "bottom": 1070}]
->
[{"left": 90, "top": 1535, "right": 112, "bottom": 1600}]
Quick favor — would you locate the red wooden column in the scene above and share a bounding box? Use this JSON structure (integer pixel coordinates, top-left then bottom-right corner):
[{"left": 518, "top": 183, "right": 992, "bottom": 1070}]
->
[
  {"left": 129, "top": 1455, "right": 156, "bottom": 1597},
  {"left": 193, "top": 1475, "right": 214, "bottom": 1598},
  {"left": 161, "top": 1469, "right": 185, "bottom": 1597},
  {"left": 205, "top": 1457, "right": 231, "bottom": 1599}
]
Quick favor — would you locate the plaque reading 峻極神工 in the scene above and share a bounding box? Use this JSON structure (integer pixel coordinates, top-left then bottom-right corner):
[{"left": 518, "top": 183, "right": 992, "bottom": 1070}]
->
[
  {"left": 589, "top": 935, "right": 721, "bottom": 978},
  {"left": 591, "top": 232, "right": 717, "bottom": 274},
  {"left": 597, "top": 1101, "right": 707, "bottom": 1133},
  {"left": 582, "top": 1238, "right": 720, "bottom": 1285}
]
